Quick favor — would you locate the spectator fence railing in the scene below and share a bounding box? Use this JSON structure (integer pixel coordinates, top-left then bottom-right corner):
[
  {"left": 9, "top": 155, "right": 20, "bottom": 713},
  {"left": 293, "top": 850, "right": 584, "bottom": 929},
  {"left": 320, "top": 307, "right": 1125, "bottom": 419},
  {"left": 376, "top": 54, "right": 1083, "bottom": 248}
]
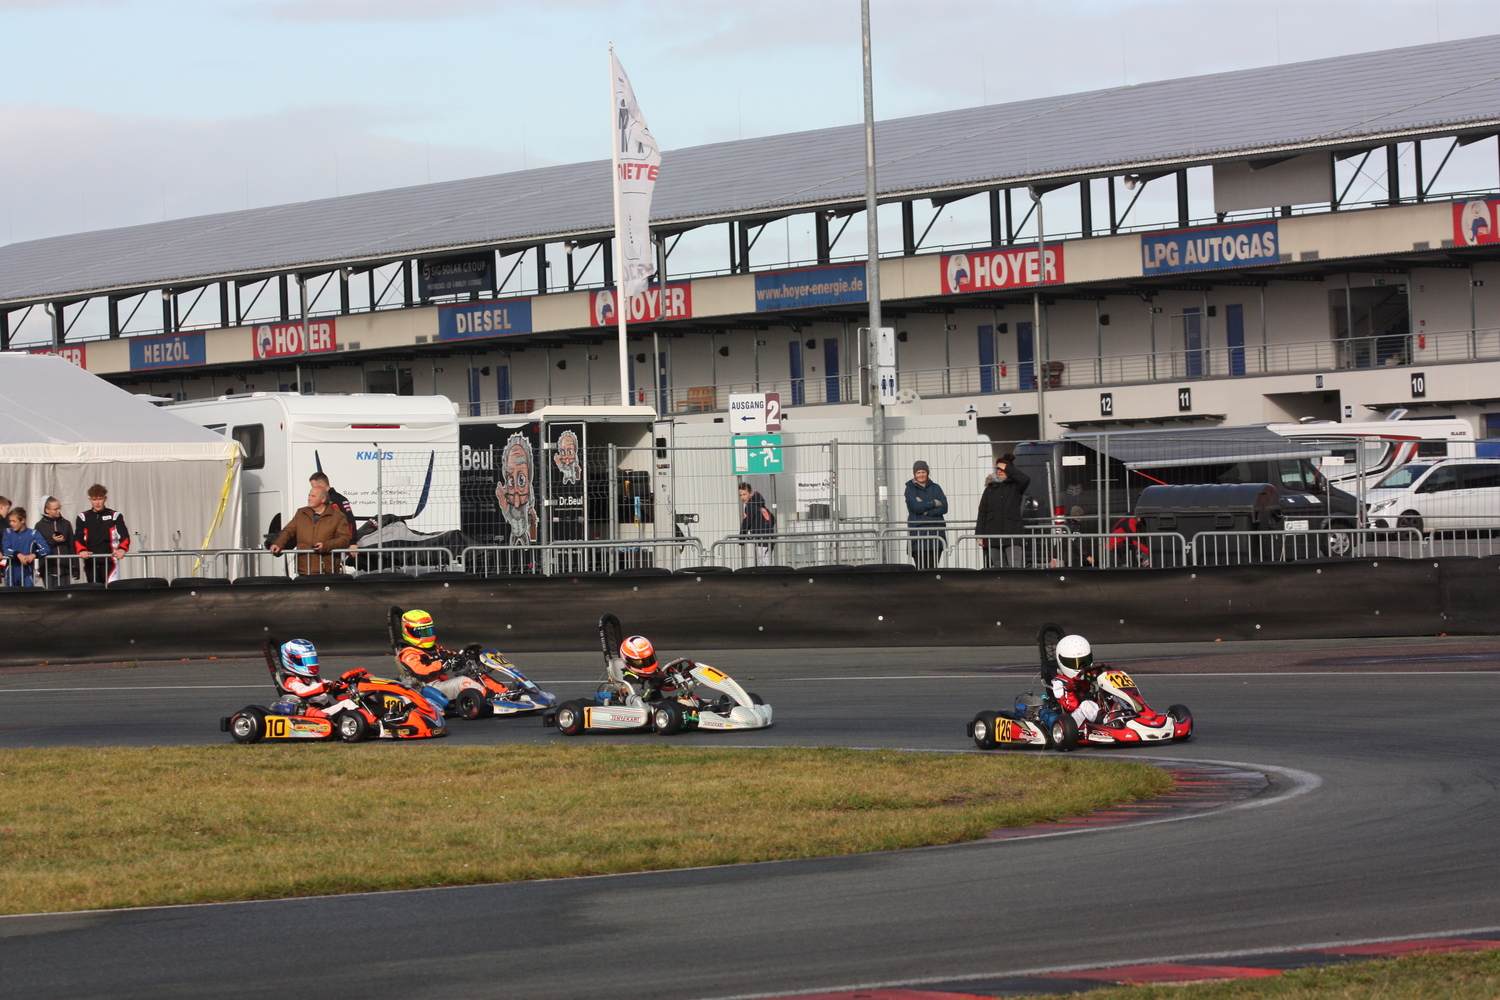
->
[
  {"left": 460, "top": 537, "right": 707, "bottom": 576},
  {"left": 944, "top": 532, "right": 1191, "bottom": 570},
  {"left": 1191, "top": 528, "right": 1425, "bottom": 566}
]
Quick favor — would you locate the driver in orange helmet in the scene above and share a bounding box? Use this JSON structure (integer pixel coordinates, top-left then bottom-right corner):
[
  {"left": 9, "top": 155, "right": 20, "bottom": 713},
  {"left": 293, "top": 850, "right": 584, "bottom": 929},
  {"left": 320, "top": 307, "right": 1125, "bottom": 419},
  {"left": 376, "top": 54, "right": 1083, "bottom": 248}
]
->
[{"left": 614, "top": 634, "right": 682, "bottom": 704}]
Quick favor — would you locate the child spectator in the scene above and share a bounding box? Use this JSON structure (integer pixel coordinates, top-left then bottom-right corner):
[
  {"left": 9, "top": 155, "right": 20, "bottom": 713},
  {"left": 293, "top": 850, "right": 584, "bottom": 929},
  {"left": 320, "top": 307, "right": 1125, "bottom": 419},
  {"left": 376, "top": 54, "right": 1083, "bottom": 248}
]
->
[
  {"left": 37, "top": 497, "right": 74, "bottom": 587},
  {"left": 3, "top": 507, "right": 51, "bottom": 587}
]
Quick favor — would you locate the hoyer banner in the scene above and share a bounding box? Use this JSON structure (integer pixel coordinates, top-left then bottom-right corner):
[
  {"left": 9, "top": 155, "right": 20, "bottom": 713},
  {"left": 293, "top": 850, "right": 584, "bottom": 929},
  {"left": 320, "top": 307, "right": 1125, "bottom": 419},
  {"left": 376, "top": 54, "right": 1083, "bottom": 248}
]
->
[{"left": 941, "top": 246, "right": 1065, "bottom": 294}]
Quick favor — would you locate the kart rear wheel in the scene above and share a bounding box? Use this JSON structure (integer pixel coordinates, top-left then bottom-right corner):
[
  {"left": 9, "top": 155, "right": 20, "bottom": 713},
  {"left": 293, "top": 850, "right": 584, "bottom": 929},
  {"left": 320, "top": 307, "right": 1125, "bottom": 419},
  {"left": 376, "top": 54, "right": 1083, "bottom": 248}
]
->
[
  {"left": 651, "top": 701, "right": 685, "bottom": 735},
  {"left": 1167, "top": 703, "right": 1193, "bottom": 742},
  {"left": 454, "top": 689, "right": 486, "bottom": 721},
  {"left": 337, "top": 711, "right": 371, "bottom": 743},
  {"left": 1048, "top": 713, "right": 1079, "bottom": 752},
  {"left": 971, "top": 711, "right": 1001, "bottom": 750},
  {"left": 229, "top": 707, "right": 266, "bottom": 744},
  {"left": 554, "top": 700, "right": 587, "bottom": 736}
]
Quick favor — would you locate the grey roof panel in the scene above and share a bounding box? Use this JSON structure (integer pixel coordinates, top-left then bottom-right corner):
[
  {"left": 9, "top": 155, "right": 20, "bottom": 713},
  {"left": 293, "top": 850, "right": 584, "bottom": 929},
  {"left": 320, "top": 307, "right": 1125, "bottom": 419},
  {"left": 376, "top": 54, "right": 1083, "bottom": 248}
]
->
[{"left": 4, "top": 34, "right": 1500, "bottom": 304}]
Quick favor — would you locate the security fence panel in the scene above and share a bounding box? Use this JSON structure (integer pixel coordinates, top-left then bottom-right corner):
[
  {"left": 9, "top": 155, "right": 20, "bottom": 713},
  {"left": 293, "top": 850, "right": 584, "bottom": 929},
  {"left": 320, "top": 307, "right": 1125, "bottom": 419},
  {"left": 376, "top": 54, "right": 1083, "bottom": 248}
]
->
[
  {"left": 1192, "top": 528, "right": 1424, "bottom": 566},
  {"left": 945, "top": 532, "right": 1188, "bottom": 570}
]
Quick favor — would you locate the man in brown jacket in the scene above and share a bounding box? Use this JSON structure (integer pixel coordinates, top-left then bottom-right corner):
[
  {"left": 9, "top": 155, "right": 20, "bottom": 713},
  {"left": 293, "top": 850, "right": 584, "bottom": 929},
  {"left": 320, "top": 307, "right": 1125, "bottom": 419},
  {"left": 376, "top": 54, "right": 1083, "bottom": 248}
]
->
[{"left": 269, "top": 483, "right": 353, "bottom": 575}]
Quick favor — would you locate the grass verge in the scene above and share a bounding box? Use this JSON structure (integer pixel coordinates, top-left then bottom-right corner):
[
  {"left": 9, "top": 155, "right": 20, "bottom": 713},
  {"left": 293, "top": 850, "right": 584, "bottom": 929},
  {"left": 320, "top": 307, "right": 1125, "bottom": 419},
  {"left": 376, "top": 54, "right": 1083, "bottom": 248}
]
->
[
  {"left": 0, "top": 744, "right": 1167, "bottom": 914},
  {"left": 1015, "top": 950, "right": 1500, "bottom": 999}
]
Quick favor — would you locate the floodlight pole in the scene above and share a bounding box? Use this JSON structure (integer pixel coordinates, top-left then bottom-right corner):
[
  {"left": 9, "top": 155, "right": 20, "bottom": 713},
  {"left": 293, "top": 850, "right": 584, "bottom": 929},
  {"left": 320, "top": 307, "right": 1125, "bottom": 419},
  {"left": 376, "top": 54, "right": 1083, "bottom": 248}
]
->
[
  {"left": 1030, "top": 187, "right": 1047, "bottom": 439},
  {"left": 861, "top": 0, "right": 889, "bottom": 532}
]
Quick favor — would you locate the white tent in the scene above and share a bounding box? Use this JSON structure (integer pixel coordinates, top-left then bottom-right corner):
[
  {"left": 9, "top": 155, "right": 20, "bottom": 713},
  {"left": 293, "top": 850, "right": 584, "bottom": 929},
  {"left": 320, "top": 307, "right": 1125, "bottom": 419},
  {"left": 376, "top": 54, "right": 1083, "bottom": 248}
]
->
[{"left": 0, "top": 354, "right": 241, "bottom": 563}]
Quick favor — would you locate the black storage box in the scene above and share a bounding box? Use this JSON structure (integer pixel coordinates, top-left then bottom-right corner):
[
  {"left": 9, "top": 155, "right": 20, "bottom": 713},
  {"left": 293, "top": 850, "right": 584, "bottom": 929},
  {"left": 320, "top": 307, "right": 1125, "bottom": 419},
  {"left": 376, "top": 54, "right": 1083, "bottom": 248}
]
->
[{"left": 1134, "top": 483, "right": 1284, "bottom": 540}]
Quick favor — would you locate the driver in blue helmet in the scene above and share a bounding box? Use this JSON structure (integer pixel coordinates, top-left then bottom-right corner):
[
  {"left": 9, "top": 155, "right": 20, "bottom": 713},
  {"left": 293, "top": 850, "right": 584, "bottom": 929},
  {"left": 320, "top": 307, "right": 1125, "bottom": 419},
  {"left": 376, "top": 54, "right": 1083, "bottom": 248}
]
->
[{"left": 275, "top": 639, "right": 337, "bottom": 716}]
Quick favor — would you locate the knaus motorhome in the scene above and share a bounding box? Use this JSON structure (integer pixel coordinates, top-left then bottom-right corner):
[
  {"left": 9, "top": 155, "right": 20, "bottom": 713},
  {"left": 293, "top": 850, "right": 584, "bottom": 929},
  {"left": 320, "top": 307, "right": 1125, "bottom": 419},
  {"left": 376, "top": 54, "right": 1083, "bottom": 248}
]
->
[{"left": 171, "top": 393, "right": 459, "bottom": 547}]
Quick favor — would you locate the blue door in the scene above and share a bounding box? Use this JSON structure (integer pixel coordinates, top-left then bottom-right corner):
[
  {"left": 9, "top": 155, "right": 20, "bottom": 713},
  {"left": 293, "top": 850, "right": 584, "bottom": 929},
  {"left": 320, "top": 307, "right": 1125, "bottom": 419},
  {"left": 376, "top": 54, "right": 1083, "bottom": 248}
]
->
[
  {"left": 1017, "top": 321, "right": 1035, "bottom": 391},
  {"left": 788, "top": 340, "right": 805, "bottom": 405},
  {"left": 1183, "top": 307, "right": 1203, "bottom": 378},
  {"left": 823, "top": 338, "right": 840, "bottom": 403},
  {"left": 468, "top": 368, "right": 482, "bottom": 416},
  {"left": 978, "top": 324, "right": 995, "bottom": 393},
  {"left": 1226, "top": 303, "right": 1245, "bottom": 377},
  {"left": 495, "top": 365, "right": 511, "bottom": 414}
]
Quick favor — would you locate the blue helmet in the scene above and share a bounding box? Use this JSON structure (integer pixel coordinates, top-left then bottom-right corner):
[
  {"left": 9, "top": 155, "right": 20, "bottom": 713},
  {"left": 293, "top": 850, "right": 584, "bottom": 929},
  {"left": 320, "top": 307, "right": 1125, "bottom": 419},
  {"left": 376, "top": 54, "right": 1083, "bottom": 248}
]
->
[{"left": 281, "top": 639, "right": 320, "bottom": 678}]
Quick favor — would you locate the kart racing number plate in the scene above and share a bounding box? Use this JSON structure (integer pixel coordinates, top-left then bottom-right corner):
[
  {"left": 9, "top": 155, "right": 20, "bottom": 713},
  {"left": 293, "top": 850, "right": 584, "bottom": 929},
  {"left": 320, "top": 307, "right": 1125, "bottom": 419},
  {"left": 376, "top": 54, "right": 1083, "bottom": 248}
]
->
[
  {"left": 383, "top": 695, "right": 405, "bottom": 712},
  {"left": 1285, "top": 519, "right": 1309, "bottom": 531},
  {"left": 697, "top": 666, "right": 729, "bottom": 683},
  {"left": 264, "top": 716, "right": 330, "bottom": 739},
  {"left": 994, "top": 717, "right": 1023, "bottom": 742},
  {"left": 1103, "top": 670, "right": 1135, "bottom": 690}
]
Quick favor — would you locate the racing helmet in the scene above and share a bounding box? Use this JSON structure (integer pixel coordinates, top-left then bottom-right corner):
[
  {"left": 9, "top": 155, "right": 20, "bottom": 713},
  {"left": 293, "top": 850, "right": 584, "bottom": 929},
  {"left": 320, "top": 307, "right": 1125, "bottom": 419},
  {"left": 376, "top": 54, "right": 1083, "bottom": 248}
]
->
[
  {"left": 1055, "top": 634, "right": 1093, "bottom": 678},
  {"left": 621, "top": 635, "right": 657, "bottom": 675},
  {"left": 281, "top": 639, "right": 320, "bottom": 678},
  {"left": 401, "top": 609, "right": 436, "bottom": 650}
]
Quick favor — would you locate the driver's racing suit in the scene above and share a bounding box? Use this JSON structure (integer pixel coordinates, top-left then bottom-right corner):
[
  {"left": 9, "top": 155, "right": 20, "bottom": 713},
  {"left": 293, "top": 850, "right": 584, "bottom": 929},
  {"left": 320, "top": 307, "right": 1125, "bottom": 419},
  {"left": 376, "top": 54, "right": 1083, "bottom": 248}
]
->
[
  {"left": 397, "top": 644, "right": 471, "bottom": 702},
  {"left": 1050, "top": 668, "right": 1103, "bottom": 727},
  {"left": 608, "top": 656, "right": 684, "bottom": 707},
  {"left": 276, "top": 671, "right": 336, "bottom": 717}
]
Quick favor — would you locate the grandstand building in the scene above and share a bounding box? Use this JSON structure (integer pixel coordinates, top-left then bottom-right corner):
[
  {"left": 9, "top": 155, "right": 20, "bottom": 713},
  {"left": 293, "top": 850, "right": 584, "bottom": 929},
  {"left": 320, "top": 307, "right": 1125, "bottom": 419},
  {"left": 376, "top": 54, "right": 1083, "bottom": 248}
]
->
[{"left": 5, "top": 35, "right": 1500, "bottom": 442}]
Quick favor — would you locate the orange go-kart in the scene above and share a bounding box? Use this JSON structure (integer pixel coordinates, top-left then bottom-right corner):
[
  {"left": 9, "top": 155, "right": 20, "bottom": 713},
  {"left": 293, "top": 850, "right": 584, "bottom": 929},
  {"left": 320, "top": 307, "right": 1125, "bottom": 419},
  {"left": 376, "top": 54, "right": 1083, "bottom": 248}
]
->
[{"left": 220, "top": 640, "right": 447, "bottom": 743}]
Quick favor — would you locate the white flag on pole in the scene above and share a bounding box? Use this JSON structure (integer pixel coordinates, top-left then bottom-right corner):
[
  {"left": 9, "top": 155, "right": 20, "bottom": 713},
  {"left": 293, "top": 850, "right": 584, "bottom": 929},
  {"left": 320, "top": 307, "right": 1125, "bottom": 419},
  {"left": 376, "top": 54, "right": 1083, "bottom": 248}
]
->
[{"left": 610, "top": 49, "right": 660, "bottom": 300}]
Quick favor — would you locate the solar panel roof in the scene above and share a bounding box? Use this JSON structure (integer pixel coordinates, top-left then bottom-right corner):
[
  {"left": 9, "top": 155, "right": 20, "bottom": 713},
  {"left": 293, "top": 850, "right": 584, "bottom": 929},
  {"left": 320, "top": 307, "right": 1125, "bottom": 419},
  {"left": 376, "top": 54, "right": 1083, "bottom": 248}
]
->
[{"left": 4, "top": 34, "right": 1500, "bottom": 307}]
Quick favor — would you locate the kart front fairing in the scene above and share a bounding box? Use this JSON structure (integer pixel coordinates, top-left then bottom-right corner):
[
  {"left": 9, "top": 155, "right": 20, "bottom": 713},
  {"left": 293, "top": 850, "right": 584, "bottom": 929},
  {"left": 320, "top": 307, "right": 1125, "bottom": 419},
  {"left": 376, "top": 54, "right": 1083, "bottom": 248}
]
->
[
  {"left": 686, "top": 663, "right": 773, "bottom": 730},
  {"left": 477, "top": 649, "right": 558, "bottom": 714}
]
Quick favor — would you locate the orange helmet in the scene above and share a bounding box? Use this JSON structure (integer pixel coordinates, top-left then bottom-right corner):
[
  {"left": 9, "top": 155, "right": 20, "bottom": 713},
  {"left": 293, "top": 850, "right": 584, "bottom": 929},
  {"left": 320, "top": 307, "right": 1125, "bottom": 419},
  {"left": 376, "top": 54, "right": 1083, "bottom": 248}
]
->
[
  {"left": 401, "top": 609, "right": 436, "bottom": 650},
  {"left": 621, "top": 635, "right": 657, "bottom": 675}
]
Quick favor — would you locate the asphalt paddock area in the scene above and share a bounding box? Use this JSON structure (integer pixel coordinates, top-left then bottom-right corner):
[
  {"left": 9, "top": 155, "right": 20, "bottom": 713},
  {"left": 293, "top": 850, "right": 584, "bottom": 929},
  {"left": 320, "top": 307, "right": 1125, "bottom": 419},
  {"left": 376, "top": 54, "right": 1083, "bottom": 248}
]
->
[{"left": 1, "top": 634, "right": 1498, "bottom": 1000}]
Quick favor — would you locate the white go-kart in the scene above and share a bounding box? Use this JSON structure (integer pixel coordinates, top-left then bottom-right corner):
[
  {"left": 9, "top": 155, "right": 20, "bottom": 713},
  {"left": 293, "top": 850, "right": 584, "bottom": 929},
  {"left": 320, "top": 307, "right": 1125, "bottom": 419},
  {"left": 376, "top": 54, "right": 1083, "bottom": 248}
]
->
[{"left": 543, "top": 614, "right": 773, "bottom": 736}]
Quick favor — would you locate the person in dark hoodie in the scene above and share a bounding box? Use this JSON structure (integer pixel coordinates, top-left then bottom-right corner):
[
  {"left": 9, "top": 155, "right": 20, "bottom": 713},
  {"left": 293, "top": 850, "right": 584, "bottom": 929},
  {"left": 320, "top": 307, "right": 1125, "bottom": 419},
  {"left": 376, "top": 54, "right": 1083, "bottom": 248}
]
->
[
  {"left": 975, "top": 453, "right": 1031, "bottom": 567},
  {"left": 37, "top": 496, "right": 74, "bottom": 587},
  {"left": 904, "top": 460, "right": 947, "bottom": 570}
]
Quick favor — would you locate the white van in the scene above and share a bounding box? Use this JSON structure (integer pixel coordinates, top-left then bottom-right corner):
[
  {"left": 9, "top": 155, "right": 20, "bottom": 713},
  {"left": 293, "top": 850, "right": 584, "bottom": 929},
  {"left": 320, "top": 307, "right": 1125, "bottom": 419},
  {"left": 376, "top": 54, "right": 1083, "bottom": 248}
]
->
[
  {"left": 1366, "top": 458, "right": 1500, "bottom": 532},
  {"left": 171, "top": 393, "right": 460, "bottom": 548}
]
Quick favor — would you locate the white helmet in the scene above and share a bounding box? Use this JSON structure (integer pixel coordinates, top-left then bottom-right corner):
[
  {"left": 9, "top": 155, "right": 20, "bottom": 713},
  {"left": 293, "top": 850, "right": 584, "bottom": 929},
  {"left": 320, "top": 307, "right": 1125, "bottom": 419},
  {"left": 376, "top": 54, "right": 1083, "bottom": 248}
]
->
[{"left": 1055, "top": 634, "right": 1093, "bottom": 678}]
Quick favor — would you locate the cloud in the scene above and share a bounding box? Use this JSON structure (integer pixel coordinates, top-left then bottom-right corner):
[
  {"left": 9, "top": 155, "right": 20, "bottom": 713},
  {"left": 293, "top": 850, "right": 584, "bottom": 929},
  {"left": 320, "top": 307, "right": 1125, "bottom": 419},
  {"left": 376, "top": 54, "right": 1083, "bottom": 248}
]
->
[{"left": 254, "top": 0, "right": 610, "bottom": 22}]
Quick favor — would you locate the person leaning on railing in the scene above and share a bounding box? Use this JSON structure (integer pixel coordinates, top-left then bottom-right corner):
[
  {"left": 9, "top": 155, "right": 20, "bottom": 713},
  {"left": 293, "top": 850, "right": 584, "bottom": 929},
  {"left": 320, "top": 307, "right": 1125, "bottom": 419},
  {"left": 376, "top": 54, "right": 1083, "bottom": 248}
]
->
[{"left": 269, "top": 483, "right": 353, "bottom": 576}]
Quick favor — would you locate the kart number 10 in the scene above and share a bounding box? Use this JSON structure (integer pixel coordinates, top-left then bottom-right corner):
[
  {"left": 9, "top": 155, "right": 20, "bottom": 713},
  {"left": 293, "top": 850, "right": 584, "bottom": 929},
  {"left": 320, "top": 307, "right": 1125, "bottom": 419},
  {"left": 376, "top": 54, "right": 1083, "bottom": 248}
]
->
[{"left": 265, "top": 716, "right": 290, "bottom": 738}]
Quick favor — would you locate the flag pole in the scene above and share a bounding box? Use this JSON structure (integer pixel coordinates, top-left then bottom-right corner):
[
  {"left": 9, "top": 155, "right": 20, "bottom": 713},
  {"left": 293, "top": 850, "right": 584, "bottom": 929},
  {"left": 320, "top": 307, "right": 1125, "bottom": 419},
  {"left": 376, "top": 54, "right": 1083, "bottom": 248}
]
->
[{"left": 609, "top": 44, "right": 630, "bottom": 407}]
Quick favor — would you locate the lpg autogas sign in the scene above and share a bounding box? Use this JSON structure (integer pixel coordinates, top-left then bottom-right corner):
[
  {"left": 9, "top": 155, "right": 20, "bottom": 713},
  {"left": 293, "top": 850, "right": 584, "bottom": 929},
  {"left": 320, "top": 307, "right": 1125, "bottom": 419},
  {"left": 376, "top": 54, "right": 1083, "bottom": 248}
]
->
[
  {"left": 1141, "top": 221, "right": 1279, "bottom": 275},
  {"left": 129, "top": 332, "right": 205, "bottom": 370},
  {"left": 438, "top": 298, "right": 533, "bottom": 342}
]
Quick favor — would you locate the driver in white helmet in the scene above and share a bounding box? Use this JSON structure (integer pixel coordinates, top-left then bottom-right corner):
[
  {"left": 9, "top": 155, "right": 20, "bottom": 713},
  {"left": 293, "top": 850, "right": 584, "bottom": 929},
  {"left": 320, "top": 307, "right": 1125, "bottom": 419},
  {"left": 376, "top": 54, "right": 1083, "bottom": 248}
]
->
[{"left": 1051, "top": 634, "right": 1104, "bottom": 727}]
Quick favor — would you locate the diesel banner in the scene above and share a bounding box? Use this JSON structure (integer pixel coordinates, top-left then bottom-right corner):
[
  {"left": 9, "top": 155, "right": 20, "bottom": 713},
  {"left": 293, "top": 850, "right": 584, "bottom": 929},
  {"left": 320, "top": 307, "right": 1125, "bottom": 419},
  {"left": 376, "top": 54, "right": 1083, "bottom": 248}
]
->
[
  {"left": 438, "top": 298, "right": 533, "bottom": 342},
  {"left": 1141, "top": 221, "right": 1279, "bottom": 275},
  {"left": 419, "top": 252, "right": 495, "bottom": 298},
  {"left": 548, "top": 422, "right": 586, "bottom": 541},
  {"left": 941, "top": 245, "right": 1064, "bottom": 294}
]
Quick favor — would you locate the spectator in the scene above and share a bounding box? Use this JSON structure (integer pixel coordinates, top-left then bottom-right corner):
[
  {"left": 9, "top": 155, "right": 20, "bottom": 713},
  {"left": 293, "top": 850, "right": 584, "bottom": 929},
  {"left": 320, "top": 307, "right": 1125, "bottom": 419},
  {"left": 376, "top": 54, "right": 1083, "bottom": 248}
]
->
[
  {"left": 309, "top": 472, "right": 358, "bottom": 544},
  {"left": 76, "top": 484, "right": 130, "bottom": 584},
  {"left": 1105, "top": 515, "right": 1152, "bottom": 568},
  {"left": 738, "top": 483, "right": 775, "bottom": 567},
  {"left": 976, "top": 454, "right": 1031, "bottom": 567},
  {"left": 904, "top": 460, "right": 948, "bottom": 570},
  {"left": 0, "top": 497, "right": 10, "bottom": 580},
  {"left": 1049, "top": 506, "right": 1096, "bottom": 568},
  {"left": 270, "top": 482, "right": 353, "bottom": 576},
  {"left": 3, "top": 507, "right": 50, "bottom": 588},
  {"left": 37, "top": 497, "right": 74, "bottom": 587}
]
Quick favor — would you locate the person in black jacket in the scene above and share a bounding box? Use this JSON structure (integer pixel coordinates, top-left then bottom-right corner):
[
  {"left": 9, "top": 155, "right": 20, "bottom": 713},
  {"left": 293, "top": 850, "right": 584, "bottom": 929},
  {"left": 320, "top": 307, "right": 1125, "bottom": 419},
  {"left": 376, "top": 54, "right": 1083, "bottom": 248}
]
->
[
  {"left": 738, "top": 483, "right": 775, "bottom": 566},
  {"left": 37, "top": 496, "right": 74, "bottom": 587},
  {"left": 904, "top": 461, "right": 948, "bottom": 570},
  {"left": 975, "top": 454, "right": 1031, "bottom": 568}
]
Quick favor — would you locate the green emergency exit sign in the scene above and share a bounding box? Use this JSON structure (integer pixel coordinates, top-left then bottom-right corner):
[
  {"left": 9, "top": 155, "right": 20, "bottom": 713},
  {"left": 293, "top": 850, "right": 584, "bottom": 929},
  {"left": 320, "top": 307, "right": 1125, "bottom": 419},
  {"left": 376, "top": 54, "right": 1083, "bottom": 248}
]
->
[{"left": 732, "top": 434, "right": 783, "bottom": 474}]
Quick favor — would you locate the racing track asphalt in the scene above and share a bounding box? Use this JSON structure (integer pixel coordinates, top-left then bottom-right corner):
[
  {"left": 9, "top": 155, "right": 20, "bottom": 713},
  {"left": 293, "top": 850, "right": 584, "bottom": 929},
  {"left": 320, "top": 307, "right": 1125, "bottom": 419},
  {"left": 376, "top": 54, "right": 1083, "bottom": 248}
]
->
[{"left": 0, "top": 634, "right": 1497, "bottom": 1000}]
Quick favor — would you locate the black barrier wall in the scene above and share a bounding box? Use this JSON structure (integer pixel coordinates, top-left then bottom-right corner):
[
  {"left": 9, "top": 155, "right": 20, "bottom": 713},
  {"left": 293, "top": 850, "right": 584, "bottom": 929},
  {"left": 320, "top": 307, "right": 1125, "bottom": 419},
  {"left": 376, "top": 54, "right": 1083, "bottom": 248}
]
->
[{"left": 0, "top": 558, "right": 1489, "bottom": 667}]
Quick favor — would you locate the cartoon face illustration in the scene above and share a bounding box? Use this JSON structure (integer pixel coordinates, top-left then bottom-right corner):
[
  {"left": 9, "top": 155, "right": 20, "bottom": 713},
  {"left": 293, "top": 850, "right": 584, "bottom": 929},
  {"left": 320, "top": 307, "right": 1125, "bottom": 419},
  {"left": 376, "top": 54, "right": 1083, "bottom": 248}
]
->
[
  {"left": 495, "top": 433, "right": 535, "bottom": 544},
  {"left": 256, "top": 327, "right": 274, "bottom": 358},
  {"left": 946, "top": 254, "right": 971, "bottom": 291},
  {"left": 553, "top": 429, "right": 581, "bottom": 484},
  {"left": 1461, "top": 201, "right": 1493, "bottom": 246},
  {"left": 594, "top": 290, "right": 616, "bottom": 327}
]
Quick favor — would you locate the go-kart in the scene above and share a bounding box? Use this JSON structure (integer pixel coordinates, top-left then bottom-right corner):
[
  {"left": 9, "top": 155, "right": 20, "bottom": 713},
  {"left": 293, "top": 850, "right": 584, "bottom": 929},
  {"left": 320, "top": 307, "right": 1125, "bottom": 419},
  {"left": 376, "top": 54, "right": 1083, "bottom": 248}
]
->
[
  {"left": 220, "top": 640, "right": 447, "bottom": 743},
  {"left": 967, "top": 623, "right": 1192, "bottom": 751},
  {"left": 385, "top": 607, "right": 555, "bottom": 720},
  {"left": 542, "top": 614, "right": 772, "bottom": 735}
]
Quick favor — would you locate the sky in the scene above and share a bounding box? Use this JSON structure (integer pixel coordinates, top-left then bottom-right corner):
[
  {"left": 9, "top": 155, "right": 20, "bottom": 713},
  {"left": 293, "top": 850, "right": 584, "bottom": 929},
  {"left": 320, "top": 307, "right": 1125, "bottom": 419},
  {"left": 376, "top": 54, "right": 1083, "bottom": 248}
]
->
[{"left": 3, "top": 0, "right": 1500, "bottom": 251}]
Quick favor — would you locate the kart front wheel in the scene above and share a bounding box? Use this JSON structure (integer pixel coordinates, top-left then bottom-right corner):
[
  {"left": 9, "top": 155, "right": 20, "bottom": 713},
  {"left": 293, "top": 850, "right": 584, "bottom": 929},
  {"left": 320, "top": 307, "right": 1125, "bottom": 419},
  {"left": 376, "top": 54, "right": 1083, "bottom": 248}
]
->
[
  {"left": 1048, "top": 713, "right": 1079, "bottom": 752},
  {"left": 454, "top": 689, "right": 486, "bottom": 721},
  {"left": 748, "top": 692, "right": 765, "bottom": 706},
  {"left": 1168, "top": 703, "right": 1193, "bottom": 742},
  {"left": 337, "top": 711, "right": 371, "bottom": 743},
  {"left": 971, "top": 711, "right": 1001, "bottom": 750},
  {"left": 651, "top": 701, "right": 685, "bottom": 735},
  {"left": 229, "top": 707, "right": 266, "bottom": 744},
  {"left": 554, "top": 701, "right": 587, "bottom": 736}
]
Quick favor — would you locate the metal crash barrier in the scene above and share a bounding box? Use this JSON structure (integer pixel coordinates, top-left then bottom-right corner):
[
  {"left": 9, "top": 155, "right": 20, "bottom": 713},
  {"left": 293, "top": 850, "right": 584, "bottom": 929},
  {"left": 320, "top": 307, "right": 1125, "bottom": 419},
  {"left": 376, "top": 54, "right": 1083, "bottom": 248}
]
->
[
  {"left": 1192, "top": 528, "right": 1424, "bottom": 566},
  {"left": 461, "top": 537, "right": 706, "bottom": 577},
  {"left": 945, "top": 532, "right": 1190, "bottom": 570}
]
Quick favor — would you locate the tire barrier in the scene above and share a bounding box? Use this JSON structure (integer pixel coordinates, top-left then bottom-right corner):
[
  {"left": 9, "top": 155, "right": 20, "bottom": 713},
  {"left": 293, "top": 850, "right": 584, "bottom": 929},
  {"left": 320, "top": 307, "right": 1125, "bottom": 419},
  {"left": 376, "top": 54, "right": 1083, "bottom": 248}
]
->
[{"left": 0, "top": 557, "right": 1488, "bottom": 666}]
